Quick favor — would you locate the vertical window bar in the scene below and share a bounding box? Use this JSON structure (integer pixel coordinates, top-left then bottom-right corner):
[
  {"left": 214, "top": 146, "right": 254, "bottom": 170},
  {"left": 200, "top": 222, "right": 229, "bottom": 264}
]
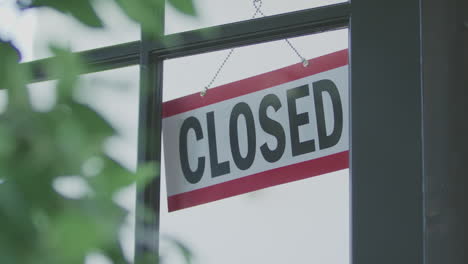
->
[
  {"left": 350, "top": 0, "right": 424, "bottom": 264},
  {"left": 135, "top": 2, "right": 165, "bottom": 263}
]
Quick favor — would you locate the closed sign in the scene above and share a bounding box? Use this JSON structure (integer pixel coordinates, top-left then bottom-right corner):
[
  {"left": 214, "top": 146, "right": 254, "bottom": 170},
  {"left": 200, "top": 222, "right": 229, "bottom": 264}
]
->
[{"left": 163, "top": 49, "right": 349, "bottom": 212}]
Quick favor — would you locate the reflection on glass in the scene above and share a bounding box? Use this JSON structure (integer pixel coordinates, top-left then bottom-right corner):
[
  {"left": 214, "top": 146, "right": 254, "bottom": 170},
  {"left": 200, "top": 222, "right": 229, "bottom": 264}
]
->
[
  {"left": 165, "top": 0, "right": 347, "bottom": 34},
  {"left": 160, "top": 29, "right": 349, "bottom": 264}
]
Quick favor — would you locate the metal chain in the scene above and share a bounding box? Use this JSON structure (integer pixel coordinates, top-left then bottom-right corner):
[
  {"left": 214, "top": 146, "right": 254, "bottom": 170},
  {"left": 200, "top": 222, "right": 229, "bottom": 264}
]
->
[
  {"left": 200, "top": 48, "right": 235, "bottom": 96},
  {"left": 252, "top": 0, "right": 264, "bottom": 18},
  {"left": 201, "top": 0, "right": 308, "bottom": 96},
  {"left": 285, "top": 39, "right": 309, "bottom": 67},
  {"left": 201, "top": 0, "right": 264, "bottom": 96},
  {"left": 253, "top": 0, "right": 309, "bottom": 66}
]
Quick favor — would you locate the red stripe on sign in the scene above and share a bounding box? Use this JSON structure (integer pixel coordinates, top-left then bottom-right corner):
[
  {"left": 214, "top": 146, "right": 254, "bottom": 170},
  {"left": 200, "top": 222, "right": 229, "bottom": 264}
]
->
[
  {"left": 162, "top": 49, "right": 348, "bottom": 118},
  {"left": 167, "top": 151, "right": 349, "bottom": 212}
]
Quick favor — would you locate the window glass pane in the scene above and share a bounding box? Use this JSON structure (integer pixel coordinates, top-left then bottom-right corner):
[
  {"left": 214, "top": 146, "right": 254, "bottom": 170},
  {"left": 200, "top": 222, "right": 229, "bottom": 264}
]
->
[
  {"left": 26, "top": 66, "right": 140, "bottom": 262},
  {"left": 165, "top": 0, "right": 347, "bottom": 34},
  {"left": 160, "top": 29, "right": 349, "bottom": 264},
  {"left": 19, "top": 0, "right": 139, "bottom": 61},
  {"left": 78, "top": 66, "right": 140, "bottom": 262},
  {"left": 26, "top": 80, "right": 58, "bottom": 112},
  {"left": 77, "top": 67, "right": 140, "bottom": 171}
]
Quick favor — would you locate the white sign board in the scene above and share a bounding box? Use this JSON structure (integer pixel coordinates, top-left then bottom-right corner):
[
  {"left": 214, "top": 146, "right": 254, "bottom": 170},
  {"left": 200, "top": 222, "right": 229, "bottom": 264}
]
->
[{"left": 163, "top": 49, "right": 349, "bottom": 212}]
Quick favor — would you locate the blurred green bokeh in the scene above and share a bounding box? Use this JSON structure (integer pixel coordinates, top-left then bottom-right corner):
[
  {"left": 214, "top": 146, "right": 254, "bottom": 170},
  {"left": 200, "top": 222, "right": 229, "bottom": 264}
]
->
[{"left": 0, "top": 0, "right": 196, "bottom": 263}]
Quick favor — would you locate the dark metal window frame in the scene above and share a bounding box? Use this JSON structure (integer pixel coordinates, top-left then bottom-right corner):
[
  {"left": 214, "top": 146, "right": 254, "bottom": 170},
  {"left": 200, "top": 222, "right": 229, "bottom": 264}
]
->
[{"left": 23, "top": 1, "right": 437, "bottom": 263}]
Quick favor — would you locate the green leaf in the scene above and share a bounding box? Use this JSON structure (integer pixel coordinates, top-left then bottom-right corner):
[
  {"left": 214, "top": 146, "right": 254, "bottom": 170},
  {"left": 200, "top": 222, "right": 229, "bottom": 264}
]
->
[
  {"left": 46, "top": 45, "right": 85, "bottom": 100},
  {"left": 47, "top": 200, "right": 124, "bottom": 263},
  {"left": 0, "top": 123, "right": 16, "bottom": 159},
  {"left": 135, "top": 252, "right": 159, "bottom": 264},
  {"left": 32, "top": 0, "right": 103, "bottom": 27},
  {"left": 113, "top": 0, "right": 165, "bottom": 37},
  {"left": 0, "top": 2, "right": 200, "bottom": 264},
  {"left": 0, "top": 40, "right": 21, "bottom": 65},
  {"left": 0, "top": 40, "right": 31, "bottom": 110},
  {"left": 0, "top": 182, "right": 37, "bottom": 248},
  {"left": 69, "top": 101, "right": 116, "bottom": 139},
  {"left": 87, "top": 157, "right": 135, "bottom": 198},
  {"left": 136, "top": 162, "right": 159, "bottom": 191},
  {"left": 168, "top": 0, "right": 197, "bottom": 16}
]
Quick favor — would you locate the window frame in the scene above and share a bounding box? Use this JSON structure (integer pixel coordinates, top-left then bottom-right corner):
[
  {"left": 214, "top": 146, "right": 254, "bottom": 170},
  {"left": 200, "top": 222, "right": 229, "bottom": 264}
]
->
[{"left": 23, "top": 1, "right": 429, "bottom": 264}]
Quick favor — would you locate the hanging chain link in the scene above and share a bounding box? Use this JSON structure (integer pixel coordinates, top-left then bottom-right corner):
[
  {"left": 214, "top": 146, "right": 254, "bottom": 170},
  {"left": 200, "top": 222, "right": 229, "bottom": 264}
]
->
[
  {"left": 200, "top": 48, "right": 235, "bottom": 96},
  {"left": 253, "top": 0, "right": 308, "bottom": 66},
  {"left": 285, "top": 39, "right": 309, "bottom": 67},
  {"left": 201, "top": 0, "right": 308, "bottom": 96},
  {"left": 252, "top": 0, "right": 264, "bottom": 18}
]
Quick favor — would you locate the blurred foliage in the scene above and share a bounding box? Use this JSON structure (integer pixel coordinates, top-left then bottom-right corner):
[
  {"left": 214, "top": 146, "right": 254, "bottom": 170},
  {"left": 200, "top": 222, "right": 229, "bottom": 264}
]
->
[
  {"left": 22, "top": 0, "right": 197, "bottom": 37},
  {"left": 0, "top": 0, "right": 197, "bottom": 263}
]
